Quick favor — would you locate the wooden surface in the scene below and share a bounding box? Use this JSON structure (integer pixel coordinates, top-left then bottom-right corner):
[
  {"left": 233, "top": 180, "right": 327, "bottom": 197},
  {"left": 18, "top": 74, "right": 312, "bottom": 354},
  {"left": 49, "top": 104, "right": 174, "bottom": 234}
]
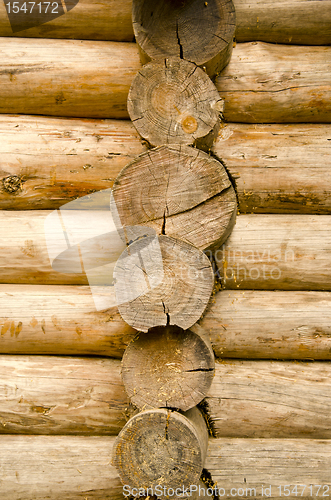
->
[
  {"left": 114, "top": 235, "right": 214, "bottom": 331},
  {"left": 2, "top": 212, "right": 331, "bottom": 290},
  {"left": 132, "top": 0, "right": 235, "bottom": 78},
  {"left": 0, "top": 355, "right": 128, "bottom": 435},
  {"left": 1, "top": 118, "right": 330, "bottom": 215},
  {"left": 234, "top": 0, "right": 331, "bottom": 45},
  {"left": 0, "top": 0, "right": 330, "bottom": 45},
  {"left": 1, "top": 356, "right": 331, "bottom": 438},
  {"left": 0, "top": 38, "right": 140, "bottom": 119},
  {"left": 200, "top": 290, "right": 331, "bottom": 360},
  {"left": 207, "top": 438, "right": 331, "bottom": 500},
  {"left": 0, "top": 435, "right": 330, "bottom": 499},
  {"left": 112, "top": 145, "right": 237, "bottom": 250},
  {"left": 2, "top": 286, "right": 331, "bottom": 360},
  {"left": 214, "top": 123, "right": 331, "bottom": 214},
  {"left": 121, "top": 325, "right": 215, "bottom": 411},
  {"left": 1, "top": 42, "right": 330, "bottom": 123},
  {"left": 127, "top": 58, "right": 221, "bottom": 148},
  {"left": 0, "top": 115, "right": 145, "bottom": 210},
  {"left": 216, "top": 43, "right": 331, "bottom": 123},
  {"left": 113, "top": 407, "right": 208, "bottom": 489}
]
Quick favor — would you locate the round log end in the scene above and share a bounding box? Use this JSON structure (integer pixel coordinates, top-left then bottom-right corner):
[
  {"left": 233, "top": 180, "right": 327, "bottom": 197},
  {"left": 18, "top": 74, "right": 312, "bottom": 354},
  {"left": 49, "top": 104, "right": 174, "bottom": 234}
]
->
[
  {"left": 113, "top": 235, "right": 214, "bottom": 332},
  {"left": 122, "top": 325, "right": 215, "bottom": 411},
  {"left": 128, "top": 58, "right": 222, "bottom": 149},
  {"left": 113, "top": 407, "right": 208, "bottom": 490},
  {"left": 112, "top": 145, "right": 237, "bottom": 252},
  {"left": 132, "top": 0, "right": 236, "bottom": 78}
]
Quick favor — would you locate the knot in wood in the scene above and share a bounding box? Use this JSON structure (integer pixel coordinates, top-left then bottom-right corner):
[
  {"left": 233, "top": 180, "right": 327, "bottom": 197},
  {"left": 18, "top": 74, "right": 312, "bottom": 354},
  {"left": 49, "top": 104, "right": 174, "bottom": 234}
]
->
[{"left": 2, "top": 175, "right": 22, "bottom": 194}]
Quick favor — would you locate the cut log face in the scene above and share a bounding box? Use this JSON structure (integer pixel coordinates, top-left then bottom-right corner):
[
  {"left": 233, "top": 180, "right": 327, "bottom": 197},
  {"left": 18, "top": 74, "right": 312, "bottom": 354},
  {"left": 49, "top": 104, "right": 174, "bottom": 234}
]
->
[
  {"left": 112, "top": 407, "right": 208, "bottom": 490},
  {"left": 121, "top": 325, "right": 215, "bottom": 411},
  {"left": 113, "top": 235, "right": 214, "bottom": 331},
  {"left": 132, "top": 0, "right": 236, "bottom": 78},
  {"left": 128, "top": 58, "right": 222, "bottom": 149},
  {"left": 112, "top": 145, "right": 237, "bottom": 251}
]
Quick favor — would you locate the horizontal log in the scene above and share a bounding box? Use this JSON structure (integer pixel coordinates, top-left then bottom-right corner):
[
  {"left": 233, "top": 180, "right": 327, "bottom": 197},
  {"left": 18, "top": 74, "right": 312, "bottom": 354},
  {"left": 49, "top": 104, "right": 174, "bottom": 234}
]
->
[
  {"left": 1, "top": 118, "right": 330, "bottom": 214},
  {"left": 214, "top": 123, "right": 331, "bottom": 214},
  {"left": 1, "top": 435, "right": 330, "bottom": 500},
  {"left": 2, "top": 286, "right": 331, "bottom": 360},
  {"left": 1, "top": 0, "right": 330, "bottom": 45},
  {"left": 1, "top": 41, "right": 330, "bottom": 123},
  {"left": 0, "top": 355, "right": 128, "bottom": 435},
  {"left": 216, "top": 43, "right": 331, "bottom": 123},
  {"left": 0, "top": 0, "right": 134, "bottom": 40},
  {"left": 1, "top": 356, "right": 331, "bottom": 439},
  {"left": 207, "top": 438, "right": 331, "bottom": 500},
  {"left": 213, "top": 214, "right": 331, "bottom": 291},
  {"left": 0, "top": 115, "right": 146, "bottom": 210},
  {"left": 0, "top": 39, "right": 140, "bottom": 119},
  {"left": 1, "top": 212, "right": 331, "bottom": 290},
  {"left": 234, "top": 0, "right": 331, "bottom": 45}
]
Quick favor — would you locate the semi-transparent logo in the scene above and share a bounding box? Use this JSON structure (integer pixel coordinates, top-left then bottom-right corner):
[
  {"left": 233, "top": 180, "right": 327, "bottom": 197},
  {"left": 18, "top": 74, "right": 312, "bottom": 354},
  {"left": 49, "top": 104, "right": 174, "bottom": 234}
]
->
[{"left": 44, "top": 189, "right": 164, "bottom": 311}]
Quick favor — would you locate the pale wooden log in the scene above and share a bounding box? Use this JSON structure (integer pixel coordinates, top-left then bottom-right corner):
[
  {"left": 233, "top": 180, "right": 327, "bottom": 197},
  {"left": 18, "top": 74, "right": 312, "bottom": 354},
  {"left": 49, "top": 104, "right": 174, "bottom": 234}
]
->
[
  {"left": 207, "top": 438, "right": 331, "bottom": 500},
  {"left": 0, "top": 435, "right": 330, "bottom": 500},
  {"left": 214, "top": 123, "right": 331, "bottom": 214},
  {"left": 121, "top": 324, "right": 215, "bottom": 411},
  {"left": 211, "top": 214, "right": 331, "bottom": 291},
  {"left": 132, "top": 0, "right": 236, "bottom": 79},
  {"left": 0, "top": 0, "right": 133, "bottom": 40},
  {"left": 128, "top": 58, "right": 222, "bottom": 149},
  {"left": 1, "top": 118, "right": 331, "bottom": 215},
  {"left": 234, "top": 0, "right": 331, "bottom": 45},
  {"left": 2, "top": 286, "right": 331, "bottom": 360},
  {"left": 200, "top": 290, "right": 331, "bottom": 360},
  {"left": 208, "top": 359, "right": 331, "bottom": 439},
  {"left": 0, "top": 355, "right": 128, "bottom": 435},
  {"left": 2, "top": 212, "right": 331, "bottom": 290},
  {"left": 216, "top": 42, "right": 331, "bottom": 123},
  {"left": 0, "top": 115, "right": 145, "bottom": 210},
  {"left": 113, "top": 407, "right": 209, "bottom": 490},
  {"left": 112, "top": 145, "right": 237, "bottom": 251},
  {"left": 0, "top": 39, "right": 140, "bottom": 119},
  {"left": 1, "top": 357, "right": 331, "bottom": 438},
  {"left": 114, "top": 235, "right": 214, "bottom": 331}
]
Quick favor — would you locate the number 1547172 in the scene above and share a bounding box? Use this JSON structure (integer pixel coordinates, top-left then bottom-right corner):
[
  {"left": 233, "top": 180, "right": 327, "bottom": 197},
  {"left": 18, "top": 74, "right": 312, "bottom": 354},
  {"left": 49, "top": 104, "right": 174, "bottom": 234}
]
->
[{"left": 5, "top": 2, "right": 59, "bottom": 14}]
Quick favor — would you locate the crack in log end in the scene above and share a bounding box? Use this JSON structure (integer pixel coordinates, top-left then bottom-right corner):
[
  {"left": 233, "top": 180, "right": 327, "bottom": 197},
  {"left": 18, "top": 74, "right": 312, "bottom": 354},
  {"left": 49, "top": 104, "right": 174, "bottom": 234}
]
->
[
  {"left": 165, "top": 410, "right": 171, "bottom": 440},
  {"left": 2, "top": 175, "right": 23, "bottom": 194},
  {"left": 197, "top": 399, "right": 217, "bottom": 438},
  {"left": 176, "top": 21, "right": 184, "bottom": 59},
  {"left": 201, "top": 468, "right": 220, "bottom": 500},
  {"left": 161, "top": 210, "right": 166, "bottom": 234},
  {"left": 186, "top": 368, "right": 214, "bottom": 372},
  {"left": 209, "top": 150, "right": 240, "bottom": 210},
  {"left": 161, "top": 300, "right": 170, "bottom": 325}
]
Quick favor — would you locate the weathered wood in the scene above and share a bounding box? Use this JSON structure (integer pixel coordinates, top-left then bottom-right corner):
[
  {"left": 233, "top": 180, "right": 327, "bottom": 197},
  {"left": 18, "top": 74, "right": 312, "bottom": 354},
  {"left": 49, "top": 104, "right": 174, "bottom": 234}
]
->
[
  {"left": 0, "top": 0, "right": 330, "bottom": 46},
  {"left": 128, "top": 58, "right": 222, "bottom": 149},
  {"left": 132, "top": 0, "right": 236, "bottom": 79},
  {"left": 200, "top": 290, "right": 331, "bottom": 360},
  {"left": 112, "top": 145, "right": 237, "bottom": 251},
  {"left": 114, "top": 235, "right": 214, "bottom": 331},
  {"left": 0, "top": 355, "right": 128, "bottom": 435},
  {"left": 214, "top": 123, "right": 331, "bottom": 214},
  {"left": 0, "top": 435, "right": 330, "bottom": 499},
  {"left": 216, "top": 42, "right": 331, "bottom": 123},
  {"left": 208, "top": 359, "right": 331, "bottom": 439},
  {"left": 0, "top": 0, "right": 134, "bottom": 40},
  {"left": 121, "top": 324, "right": 215, "bottom": 411},
  {"left": 2, "top": 212, "right": 331, "bottom": 290},
  {"left": 0, "top": 38, "right": 140, "bottom": 119},
  {"left": 1, "top": 118, "right": 330, "bottom": 214},
  {"left": 234, "top": 0, "right": 331, "bottom": 45},
  {"left": 211, "top": 214, "right": 331, "bottom": 291},
  {"left": 0, "top": 115, "right": 145, "bottom": 210},
  {"left": 207, "top": 438, "right": 331, "bottom": 500},
  {"left": 1, "top": 41, "right": 330, "bottom": 123},
  {"left": 113, "top": 407, "right": 208, "bottom": 489},
  {"left": 2, "top": 286, "right": 331, "bottom": 360}
]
